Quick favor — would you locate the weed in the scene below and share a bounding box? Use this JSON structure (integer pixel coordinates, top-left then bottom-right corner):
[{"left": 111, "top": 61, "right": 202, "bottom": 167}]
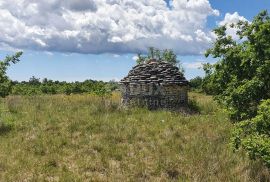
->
[
  {"left": 5, "top": 96, "right": 22, "bottom": 113},
  {"left": 0, "top": 119, "right": 13, "bottom": 135}
]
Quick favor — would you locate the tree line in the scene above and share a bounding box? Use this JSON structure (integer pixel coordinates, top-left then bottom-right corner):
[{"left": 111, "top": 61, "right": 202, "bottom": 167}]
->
[
  {"left": 0, "top": 54, "right": 118, "bottom": 96},
  {"left": 11, "top": 77, "right": 118, "bottom": 96}
]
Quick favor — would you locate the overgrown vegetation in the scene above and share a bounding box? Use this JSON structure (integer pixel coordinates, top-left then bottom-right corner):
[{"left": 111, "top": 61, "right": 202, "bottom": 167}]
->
[
  {"left": 0, "top": 53, "right": 117, "bottom": 97},
  {"left": 232, "top": 99, "right": 270, "bottom": 168},
  {"left": 10, "top": 77, "right": 118, "bottom": 96},
  {"left": 0, "top": 52, "right": 22, "bottom": 97},
  {"left": 1, "top": 10, "right": 270, "bottom": 179},
  {"left": 189, "top": 76, "right": 203, "bottom": 91},
  {"left": 136, "top": 47, "right": 185, "bottom": 74},
  {"left": 0, "top": 93, "right": 269, "bottom": 181},
  {"left": 200, "top": 10, "right": 270, "bottom": 169},
  {"left": 204, "top": 11, "right": 270, "bottom": 121}
]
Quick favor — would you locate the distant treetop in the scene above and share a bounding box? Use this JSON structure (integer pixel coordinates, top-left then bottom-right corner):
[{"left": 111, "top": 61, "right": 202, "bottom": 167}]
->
[
  {"left": 135, "top": 47, "right": 184, "bottom": 73},
  {"left": 136, "top": 47, "right": 178, "bottom": 65}
]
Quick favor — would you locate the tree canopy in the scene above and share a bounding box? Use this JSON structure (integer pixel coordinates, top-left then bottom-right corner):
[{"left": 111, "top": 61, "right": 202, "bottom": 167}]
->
[
  {"left": 205, "top": 10, "right": 270, "bottom": 121},
  {"left": 10, "top": 78, "right": 116, "bottom": 96},
  {"left": 0, "top": 52, "right": 22, "bottom": 97},
  {"left": 204, "top": 10, "right": 270, "bottom": 168},
  {"left": 136, "top": 47, "right": 184, "bottom": 73}
]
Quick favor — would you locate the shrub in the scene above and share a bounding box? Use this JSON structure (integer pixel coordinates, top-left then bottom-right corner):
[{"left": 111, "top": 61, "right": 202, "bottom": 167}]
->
[
  {"left": 189, "top": 76, "right": 203, "bottom": 91},
  {"left": 0, "top": 52, "right": 22, "bottom": 97},
  {"left": 204, "top": 11, "right": 270, "bottom": 121},
  {"left": 0, "top": 119, "right": 13, "bottom": 135},
  {"left": 232, "top": 99, "right": 270, "bottom": 167},
  {"left": 11, "top": 79, "right": 114, "bottom": 96}
]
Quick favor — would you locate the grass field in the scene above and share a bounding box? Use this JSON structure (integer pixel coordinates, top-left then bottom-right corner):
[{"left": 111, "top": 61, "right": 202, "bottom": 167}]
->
[{"left": 0, "top": 92, "right": 269, "bottom": 181}]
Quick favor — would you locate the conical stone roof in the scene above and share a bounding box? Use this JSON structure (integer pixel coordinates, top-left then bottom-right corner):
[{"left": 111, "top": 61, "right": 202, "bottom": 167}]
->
[{"left": 120, "top": 61, "right": 188, "bottom": 85}]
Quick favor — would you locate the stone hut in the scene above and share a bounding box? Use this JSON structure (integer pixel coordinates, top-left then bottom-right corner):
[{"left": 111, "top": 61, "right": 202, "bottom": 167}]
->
[{"left": 120, "top": 60, "right": 189, "bottom": 110}]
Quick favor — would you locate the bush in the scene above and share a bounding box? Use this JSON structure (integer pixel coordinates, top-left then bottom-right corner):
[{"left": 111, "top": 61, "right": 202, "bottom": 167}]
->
[
  {"left": 11, "top": 79, "right": 115, "bottom": 96},
  {"left": 204, "top": 11, "right": 270, "bottom": 121},
  {"left": 0, "top": 52, "right": 22, "bottom": 97},
  {"left": 232, "top": 99, "right": 270, "bottom": 167},
  {"left": 189, "top": 76, "right": 203, "bottom": 91},
  {"left": 0, "top": 119, "right": 13, "bottom": 135}
]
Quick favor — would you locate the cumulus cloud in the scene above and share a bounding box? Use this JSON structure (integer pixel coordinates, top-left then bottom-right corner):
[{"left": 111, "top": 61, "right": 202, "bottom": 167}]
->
[
  {"left": 219, "top": 12, "right": 247, "bottom": 26},
  {"left": 0, "top": 0, "right": 219, "bottom": 55},
  {"left": 183, "top": 60, "right": 205, "bottom": 69},
  {"left": 219, "top": 12, "right": 248, "bottom": 39}
]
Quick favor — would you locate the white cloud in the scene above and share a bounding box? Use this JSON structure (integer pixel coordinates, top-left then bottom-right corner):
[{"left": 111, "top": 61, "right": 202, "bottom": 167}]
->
[
  {"left": 183, "top": 60, "right": 206, "bottom": 69},
  {"left": 183, "top": 62, "right": 202, "bottom": 69},
  {"left": 45, "top": 51, "right": 54, "bottom": 56},
  {"left": 219, "top": 12, "right": 248, "bottom": 39},
  {"left": 195, "top": 29, "right": 212, "bottom": 42},
  {"left": 0, "top": 0, "right": 219, "bottom": 55},
  {"left": 219, "top": 12, "right": 247, "bottom": 26},
  {"left": 132, "top": 55, "right": 138, "bottom": 61}
]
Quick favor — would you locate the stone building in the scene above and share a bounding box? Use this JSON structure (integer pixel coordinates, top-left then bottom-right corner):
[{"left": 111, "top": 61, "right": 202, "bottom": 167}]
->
[{"left": 120, "top": 60, "right": 189, "bottom": 110}]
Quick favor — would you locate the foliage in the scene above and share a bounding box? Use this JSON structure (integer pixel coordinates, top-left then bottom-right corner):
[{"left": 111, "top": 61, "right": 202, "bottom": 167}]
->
[
  {"left": 232, "top": 99, "right": 270, "bottom": 167},
  {"left": 204, "top": 10, "right": 270, "bottom": 121},
  {"left": 189, "top": 76, "right": 203, "bottom": 90},
  {"left": 200, "top": 63, "right": 219, "bottom": 95},
  {"left": 205, "top": 10, "right": 270, "bottom": 169},
  {"left": 0, "top": 52, "right": 22, "bottom": 97},
  {"left": 136, "top": 47, "right": 185, "bottom": 73},
  {"left": 11, "top": 77, "right": 118, "bottom": 96},
  {"left": 0, "top": 93, "right": 269, "bottom": 181}
]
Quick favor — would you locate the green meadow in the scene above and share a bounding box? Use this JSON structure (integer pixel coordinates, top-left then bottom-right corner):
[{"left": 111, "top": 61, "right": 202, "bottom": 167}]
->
[{"left": 0, "top": 93, "right": 269, "bottom": 181}]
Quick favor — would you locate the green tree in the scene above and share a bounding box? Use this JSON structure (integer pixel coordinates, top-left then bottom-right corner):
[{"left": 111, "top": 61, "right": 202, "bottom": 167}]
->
[
  {"left": 135, "top": 47, "right": 184, "bottom": 73},
  {"left": 29, "top": 76, "right": 40, "bottom": 85},
  {"left": 190, "top": 76, "right": 203, "bottom": 90},
  {"left": 201, "top": 63, "right": 218, "bottom": 95},
  {"left": 205, "top": 10, "right": 270, "bottom": 121},
  {"left": 205, "top": 10, "right": 270, "bottom": 168},
  {"left": 136, "top": 53, "right": 147, "bottom": 64},
  {"left": 0, "top": 52, "right": 22, "bottom": 97},
  {"left": 162, "top": 49, "right": 178, "bottom": 66}
]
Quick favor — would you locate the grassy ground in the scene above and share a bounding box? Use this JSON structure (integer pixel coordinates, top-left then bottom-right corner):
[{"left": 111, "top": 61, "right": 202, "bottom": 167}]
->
[{"left": 0, "top": 92, "right": 269, "bottom": 181}]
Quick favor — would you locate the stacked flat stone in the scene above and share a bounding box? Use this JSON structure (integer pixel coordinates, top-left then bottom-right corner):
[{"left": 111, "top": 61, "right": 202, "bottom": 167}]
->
[
  {"left": 120, "top": 60, "right": 189, "bottom": 110},
  {"left": 120, "top": 61, "right": 188, "bottom": 85}
]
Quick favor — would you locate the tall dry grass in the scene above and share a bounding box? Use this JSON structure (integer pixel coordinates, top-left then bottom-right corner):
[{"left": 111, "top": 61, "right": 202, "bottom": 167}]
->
[{"left": 0, "top": 92, "right": 269, "bottom": 181}]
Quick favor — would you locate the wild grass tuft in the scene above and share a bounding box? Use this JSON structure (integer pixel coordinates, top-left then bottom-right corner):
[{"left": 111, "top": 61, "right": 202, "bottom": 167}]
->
[
  {"left": 5, "top": 96, "right": 23, "bottom": 113},
  {"left": 0, "top": 119, "right": 13, "bottom": 136}
]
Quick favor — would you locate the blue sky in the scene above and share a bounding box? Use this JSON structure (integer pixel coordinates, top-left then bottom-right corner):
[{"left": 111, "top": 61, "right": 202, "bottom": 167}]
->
[{"left": 0, "top": 0, "right": 269, "bottom": 82}]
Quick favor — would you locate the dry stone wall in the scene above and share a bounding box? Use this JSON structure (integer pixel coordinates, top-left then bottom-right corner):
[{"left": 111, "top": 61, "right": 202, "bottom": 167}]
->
[{"left": 120, "top": 61, "right": 189, "bottom": 110}]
